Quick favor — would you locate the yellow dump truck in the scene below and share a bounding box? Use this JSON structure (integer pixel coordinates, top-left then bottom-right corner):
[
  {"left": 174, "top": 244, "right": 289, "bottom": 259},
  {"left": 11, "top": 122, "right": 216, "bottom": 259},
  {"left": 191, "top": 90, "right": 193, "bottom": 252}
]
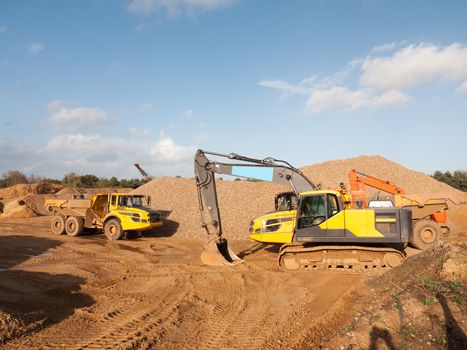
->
[{"left": 45, "top": 193, "right": 163, "bottom": 240}]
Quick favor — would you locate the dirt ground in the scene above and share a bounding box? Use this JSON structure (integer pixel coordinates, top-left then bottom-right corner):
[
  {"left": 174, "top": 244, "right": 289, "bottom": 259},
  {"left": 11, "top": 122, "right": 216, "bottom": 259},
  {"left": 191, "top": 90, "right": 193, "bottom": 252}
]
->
[
  {"left": 1, "top": 204, "right": 465, "bottom": 350},
  {"left": 0, "top": 216, "right": 365, "bottom": 350}
]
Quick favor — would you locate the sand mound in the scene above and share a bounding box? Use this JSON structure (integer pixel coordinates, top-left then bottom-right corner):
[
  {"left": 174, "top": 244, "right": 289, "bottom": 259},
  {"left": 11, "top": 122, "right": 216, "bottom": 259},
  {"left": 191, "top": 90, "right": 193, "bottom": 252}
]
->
[
  {"left": 132, "top": 177, "right": 283, "bottom": 240},
  {"left": 132, "top": 155, "right": 465, "bottom": 240},
  {"left": 0, "top": 182, "right": 62, "bottom": 202},
  {"left": 0, "top": 199, "right": 37, "bottom": 219},
  {"left": 300, "top": 155, "right": 466, "bottom": 203}
]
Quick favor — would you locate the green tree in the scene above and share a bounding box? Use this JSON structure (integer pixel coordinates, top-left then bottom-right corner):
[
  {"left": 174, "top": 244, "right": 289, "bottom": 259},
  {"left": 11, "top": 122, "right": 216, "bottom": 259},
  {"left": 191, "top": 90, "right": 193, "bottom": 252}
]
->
[
  {"left": 432, "top": 170, "right": 467, "bottom": 192},
  {"left": 79, "top": 174, "right": 99, "bottom": 187}
]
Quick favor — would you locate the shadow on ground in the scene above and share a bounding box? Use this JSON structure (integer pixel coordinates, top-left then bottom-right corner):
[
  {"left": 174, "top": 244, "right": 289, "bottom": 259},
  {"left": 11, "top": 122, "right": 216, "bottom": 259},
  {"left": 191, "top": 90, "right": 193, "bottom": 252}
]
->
[
  {"left": 237, "top": 242, "right": 280, "bottom": 258},
  {"left": 143, "top": 210, "right": 180, "bottom": 238},
  {"left": 0, "top": 235, "right": 94, "bottom": 344}
]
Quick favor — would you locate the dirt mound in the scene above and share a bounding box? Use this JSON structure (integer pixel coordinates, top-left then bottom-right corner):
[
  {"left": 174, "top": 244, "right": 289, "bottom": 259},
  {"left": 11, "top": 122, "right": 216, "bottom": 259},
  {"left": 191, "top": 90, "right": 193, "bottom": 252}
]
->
[
  {"left": 321, "top": 242, "right": 467, "bottom": 350},
  {"left": 0, "top": 182, "right": 62, "bottom": 201},
  {"left": 132, "top": 177, "right": 283, "bottom": 240},
  {"left": 300, "top": 155, "right": 466, "bottom": 204},
  {"left": 0, "top": 199, "right": 37, "bottom": 219}
]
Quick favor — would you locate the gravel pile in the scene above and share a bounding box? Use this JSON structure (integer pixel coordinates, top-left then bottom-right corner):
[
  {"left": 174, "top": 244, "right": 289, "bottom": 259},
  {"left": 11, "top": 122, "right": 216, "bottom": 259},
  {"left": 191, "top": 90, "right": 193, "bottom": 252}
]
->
[
  {"left": 133, "top": 155, "right": 466, "bottom": 240},
  {"left": 301, "top": 155, "right": 466, "bottom": 203},
  {"left": 132, "top": 177, "right": 283, "bottom": 240}
]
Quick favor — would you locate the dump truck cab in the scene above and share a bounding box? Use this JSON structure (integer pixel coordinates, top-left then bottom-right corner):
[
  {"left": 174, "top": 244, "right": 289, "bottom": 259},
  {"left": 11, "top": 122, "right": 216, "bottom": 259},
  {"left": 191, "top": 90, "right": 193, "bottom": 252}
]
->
[{"left": 100, "top": 194, "right": 162, "bottom": 233}]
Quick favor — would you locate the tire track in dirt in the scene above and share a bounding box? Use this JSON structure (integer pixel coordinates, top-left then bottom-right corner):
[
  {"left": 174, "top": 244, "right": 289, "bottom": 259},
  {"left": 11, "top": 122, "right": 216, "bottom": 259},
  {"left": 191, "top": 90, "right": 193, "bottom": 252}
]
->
[
  {"left": 196, "top": 272, "right": 247, "bottom": 350},
  {"left": 195, "top": 265, "right": 291, "bottom": 350},
  {"left": 37, "top": 272, "right": 193, "bottom": 350}
]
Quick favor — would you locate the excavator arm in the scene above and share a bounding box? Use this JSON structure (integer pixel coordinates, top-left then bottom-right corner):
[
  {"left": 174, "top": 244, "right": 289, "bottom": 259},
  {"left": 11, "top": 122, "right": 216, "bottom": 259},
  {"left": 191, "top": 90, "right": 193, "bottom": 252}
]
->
[
  {"left": 348, "top": 169, "right": 405, "bottom": 208},
  {"left": 194, "top": 149, "right": 316, "bottom": 266}
]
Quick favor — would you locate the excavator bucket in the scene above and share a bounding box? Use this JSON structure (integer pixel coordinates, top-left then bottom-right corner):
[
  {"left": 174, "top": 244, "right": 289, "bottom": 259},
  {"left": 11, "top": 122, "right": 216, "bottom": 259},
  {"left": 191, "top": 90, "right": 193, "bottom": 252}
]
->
[{"left": 201, "top": 237, "right": 244, "bottom": 267}]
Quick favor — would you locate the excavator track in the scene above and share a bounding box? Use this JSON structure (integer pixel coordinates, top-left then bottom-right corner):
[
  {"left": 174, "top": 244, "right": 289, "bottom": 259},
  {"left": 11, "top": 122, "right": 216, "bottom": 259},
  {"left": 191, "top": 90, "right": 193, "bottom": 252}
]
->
[{"left": 278, "top": 244, "right": 406, "bottom": 272}]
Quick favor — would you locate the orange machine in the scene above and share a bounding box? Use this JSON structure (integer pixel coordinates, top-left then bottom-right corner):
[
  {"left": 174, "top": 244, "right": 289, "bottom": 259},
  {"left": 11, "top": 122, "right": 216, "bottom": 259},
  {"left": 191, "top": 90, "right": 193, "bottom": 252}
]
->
[
  {"left": 348, "top": 169, "right": 405, "bottom": 208},
  {"left": 347, "top": 169, "right": 451, "bottom": 249}
]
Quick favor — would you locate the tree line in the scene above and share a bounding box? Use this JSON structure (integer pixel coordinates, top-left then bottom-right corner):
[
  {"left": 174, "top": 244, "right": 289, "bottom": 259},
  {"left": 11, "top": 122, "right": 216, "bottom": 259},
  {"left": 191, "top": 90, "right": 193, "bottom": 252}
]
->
[
  {"left": 431, "top": 170, "right": 467, "bottom": 192},
  {"left": 1, "top": 169, "right": 466, "bottom": 192},
  {"left": 0, "top": 170, "right": 148, "bottom": 189}
]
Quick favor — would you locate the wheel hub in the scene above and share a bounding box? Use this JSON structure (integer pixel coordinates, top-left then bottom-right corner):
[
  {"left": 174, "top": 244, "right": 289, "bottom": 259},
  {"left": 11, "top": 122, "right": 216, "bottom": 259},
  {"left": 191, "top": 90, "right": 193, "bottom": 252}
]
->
[{"left": 421, "top": 228, "right": 435, "bottom": 243}]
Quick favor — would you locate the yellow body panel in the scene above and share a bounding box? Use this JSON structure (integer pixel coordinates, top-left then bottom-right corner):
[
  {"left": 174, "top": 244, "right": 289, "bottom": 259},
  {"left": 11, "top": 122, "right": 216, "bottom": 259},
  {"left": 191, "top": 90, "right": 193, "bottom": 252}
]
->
[
  {"left": 107, "top": 196, "right": 162, "bottom": 232},
  {"left": 249, "top": 210, "right": 295, "bottom": 244},
  {"left": 248, "top": 189, "right": 385, "bottom": 243},
  {"left": 110, "top": 206, "right": 162, "bottom": 232},
  {"left": 342, "top": 210, "right": 384, "bottom": 237}
]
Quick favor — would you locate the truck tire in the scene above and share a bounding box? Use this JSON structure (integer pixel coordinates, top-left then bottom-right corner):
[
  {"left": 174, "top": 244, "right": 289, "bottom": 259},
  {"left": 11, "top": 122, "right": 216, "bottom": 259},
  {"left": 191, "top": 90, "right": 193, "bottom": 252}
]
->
[
  {"left": 411, "top": 219, "right": 440, "bottom": 250},
  {"left": 104, "top": 218, "right": 124, "bottom": 240},
  {"left": 51, "top": 215, "right": 66, "bottom": 235},
  {"left": 65, "top": 216, "right": 84, "bottom": 237}
]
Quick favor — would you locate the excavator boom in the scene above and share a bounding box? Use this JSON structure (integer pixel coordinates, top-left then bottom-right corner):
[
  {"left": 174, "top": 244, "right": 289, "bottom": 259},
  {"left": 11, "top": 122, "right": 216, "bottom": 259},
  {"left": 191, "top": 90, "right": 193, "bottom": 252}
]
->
[
  {"left": 134, "top": 163, "right": 153, "bottom": 181},
  {"left": 348, "top": 169, "right": 405, "bottom": 208}
]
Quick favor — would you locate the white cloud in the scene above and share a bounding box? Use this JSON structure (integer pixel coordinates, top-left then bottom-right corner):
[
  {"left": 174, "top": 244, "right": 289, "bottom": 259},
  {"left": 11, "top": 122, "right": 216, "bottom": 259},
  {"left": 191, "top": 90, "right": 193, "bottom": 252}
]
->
[
  {"left": 0, "top": 25, "right": 6, "bottom": 34},
  {"left": 128, "top": 0, "right": 235, "bottom": 16},
  {"left": 44, "top": 134, "right": 134, "bottom": 154},
  {"left": 28, "top": 42, "right": 45, "bottom": 55},
  {"left": 46, "top": 100, "right": 75, "bottom": 113},
  {"left": 50, "top": 107, "right": 115, "bottom": 126},
  {"left": 195, "top": 132, "right": 209, "bottom": 143},
  {"left": 139, "top": 102, "right": 154, "bottom": 112},
  {"left": 150, "top": 137, "right": 196, "bottom": 162},
  {"left": 306, "top": 87, "right": 411, "bottom": 114},
  {"left": 361, "top": 43, "right": 467, "bottom": 90},
  {"left": 457, "top": 80, "right": 467, "bottom": 94},
  {"left": 183, "top": 109, "right": 193, "bottom": 120},
  {"left": 128, "top": 126, "right": 152, "bottom": 137},
  {"left": 370, "top": 41, "right": 407, "bottom": 54},
  {"left": 258, "top": 79, "right": 312, "bottom": 96},
  {"left": 261, "top": 42, "right": 467, "bottom": 114},
  {"left": 46, "top": 101, "right": 117, "bottom": 132}
]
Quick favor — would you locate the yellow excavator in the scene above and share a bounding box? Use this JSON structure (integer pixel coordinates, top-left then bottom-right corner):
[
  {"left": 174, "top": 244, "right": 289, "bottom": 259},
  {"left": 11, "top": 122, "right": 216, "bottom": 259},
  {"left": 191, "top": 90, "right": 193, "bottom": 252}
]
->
[
  {"left": 194, "top": 150, "right": 412, "bottom": 271},
  {"left": 249, "top": 170, "right": 451, "bottom": 251}
]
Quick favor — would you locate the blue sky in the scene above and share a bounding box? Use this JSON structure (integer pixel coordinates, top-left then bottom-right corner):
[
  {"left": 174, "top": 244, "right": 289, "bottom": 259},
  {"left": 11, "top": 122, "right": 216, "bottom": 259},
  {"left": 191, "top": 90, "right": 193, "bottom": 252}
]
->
[{"left": 1, "top": 0, "right": 466, "bottom": 179}]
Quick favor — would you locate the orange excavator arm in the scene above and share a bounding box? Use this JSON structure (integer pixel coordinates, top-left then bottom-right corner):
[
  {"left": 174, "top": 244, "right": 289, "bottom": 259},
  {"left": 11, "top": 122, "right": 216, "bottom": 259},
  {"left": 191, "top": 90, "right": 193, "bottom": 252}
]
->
[{"left": 348, "top": 169, "right": 405, "bottom": 208}]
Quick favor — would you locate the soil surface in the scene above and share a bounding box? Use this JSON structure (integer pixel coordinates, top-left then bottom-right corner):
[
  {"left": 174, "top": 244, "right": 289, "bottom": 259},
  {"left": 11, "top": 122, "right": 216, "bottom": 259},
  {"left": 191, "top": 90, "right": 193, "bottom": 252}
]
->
[{"left": 0, "top": 216, "right": 363, "bottom": 350}]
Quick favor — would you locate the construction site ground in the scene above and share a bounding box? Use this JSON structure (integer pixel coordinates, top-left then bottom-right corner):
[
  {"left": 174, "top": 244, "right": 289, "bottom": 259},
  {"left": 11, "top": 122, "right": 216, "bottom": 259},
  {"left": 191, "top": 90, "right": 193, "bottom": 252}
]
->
[
  {"left": 1, "top": 155, "right": 466, "bottom": 349},
  {"left": 1, "top": 215, "right": 466, "bottom": 350}
]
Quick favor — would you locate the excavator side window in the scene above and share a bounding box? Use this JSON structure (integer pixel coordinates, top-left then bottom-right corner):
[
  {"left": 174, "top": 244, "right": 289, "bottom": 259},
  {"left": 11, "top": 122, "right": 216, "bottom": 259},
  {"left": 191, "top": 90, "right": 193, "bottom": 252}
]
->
[
  {"left": 298, "top": 195, "right": 326, "bottom": 228},
  {"left": 327, "top": 194, "right": 339, "bottom": 218}
]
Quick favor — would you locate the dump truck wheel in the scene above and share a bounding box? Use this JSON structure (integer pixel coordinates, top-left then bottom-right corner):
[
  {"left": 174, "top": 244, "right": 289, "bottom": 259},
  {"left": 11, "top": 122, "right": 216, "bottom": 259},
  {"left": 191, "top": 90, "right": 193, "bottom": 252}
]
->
[
  {"left": 411, "top": 219, "right": 440, "bottom": 250},
  {"left": 104, "top": 219, "right": 124, "bottom": 240},
  {"left": 51, "top": 215, "right": 66, "bottom": 235},
  {"left": 65, "top": 216, "right": 84, "bottom": 237}
]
